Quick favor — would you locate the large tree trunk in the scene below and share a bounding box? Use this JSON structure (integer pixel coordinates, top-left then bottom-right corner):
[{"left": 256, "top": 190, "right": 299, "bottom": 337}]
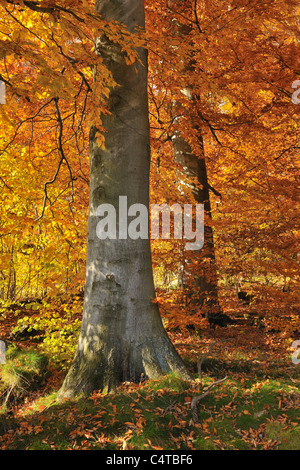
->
[{"left": 58, "top": 0, "right": 190, "bottom": 399}]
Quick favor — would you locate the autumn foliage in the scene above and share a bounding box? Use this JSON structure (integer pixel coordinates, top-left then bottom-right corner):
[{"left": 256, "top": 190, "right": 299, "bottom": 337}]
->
[
  {"left": 0, "top": 0, "right": 299, "bottom": 450},
  {"left": 0, "top": 0, "right": 299, "bottom": 328}
]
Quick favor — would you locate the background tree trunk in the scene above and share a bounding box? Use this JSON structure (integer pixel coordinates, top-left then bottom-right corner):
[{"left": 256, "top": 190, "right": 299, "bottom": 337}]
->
[
  {"left": 170, "top": 6, "right": 221, "bottom": 317},
  {"left": 172, "top": 129, "right": 221, "bottom": 316},
  {"left": 58, "top": 0, "right": 190, "bottom": 399}
]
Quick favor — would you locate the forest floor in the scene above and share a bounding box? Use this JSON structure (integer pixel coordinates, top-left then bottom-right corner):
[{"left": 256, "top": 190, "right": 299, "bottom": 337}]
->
[{"left": 0, "top": 296, "right": 299, "bottom": 451}]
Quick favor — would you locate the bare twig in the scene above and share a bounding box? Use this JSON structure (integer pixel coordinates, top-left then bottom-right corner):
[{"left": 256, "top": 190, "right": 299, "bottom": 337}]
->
[
  {"left": 197, "top": 340, "right": 218, "bottom": 380},
  {"left": 191, "top": 340, "right": 230, "bottom": 422},
  {"left": 190, "top": 376, "right": 228, "bottom": 423}
]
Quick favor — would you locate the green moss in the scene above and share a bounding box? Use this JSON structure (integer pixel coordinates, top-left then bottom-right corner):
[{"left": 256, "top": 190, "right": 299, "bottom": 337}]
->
[
  {"left": 145, "top": 374, "right": 190, "bottom": 393},
  {"left": 29, "top": 439, "right": 52, "bottom": 450},
  {"left": 266, "top": 422, "right": 300, "bottom": 450},
  {"left": 193, "top": 437, "right": 216, "bottom": 450}
]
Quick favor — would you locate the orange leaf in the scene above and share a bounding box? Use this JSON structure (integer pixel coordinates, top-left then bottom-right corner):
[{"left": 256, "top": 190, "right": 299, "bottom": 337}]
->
[{"left": 152, "top": 297, "right": 163, "bottom": 304}]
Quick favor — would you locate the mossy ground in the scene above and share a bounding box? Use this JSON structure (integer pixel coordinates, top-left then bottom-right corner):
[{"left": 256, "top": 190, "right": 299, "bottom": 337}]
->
[
  {"left": 0, "top": 299, "right": 299, "bottom": 450},
  {"left": 0, "top": 349, "right": 299, "bottom": 450}
]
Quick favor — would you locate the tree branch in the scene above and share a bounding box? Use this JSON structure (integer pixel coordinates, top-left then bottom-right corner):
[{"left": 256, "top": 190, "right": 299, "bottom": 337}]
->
[
  {"left": 193, "top": 0, "right": 203, "bottom": 34},
  {"left": 0, "top": 74, "right": 12, "bottom": 87},
  {"left": 36, "top": 97, "right": 75, "bottom": 220},
  {"left": 207, "top": 183, "right": 222, "bottom": 200},
  {"left": 6, "top": 0, "right": 85, "bottom": 23}
]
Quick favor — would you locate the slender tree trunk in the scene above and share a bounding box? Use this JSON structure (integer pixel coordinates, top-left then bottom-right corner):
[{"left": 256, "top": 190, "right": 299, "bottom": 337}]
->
[
  {"left": 170, "top": 6, "right": 221, "bottom": 316},
  {"left": 58, "top": 0, "right": 190, "bottom": 399},
  {"left": 172, "top": 128, "right": 221, "bottom": 315}
]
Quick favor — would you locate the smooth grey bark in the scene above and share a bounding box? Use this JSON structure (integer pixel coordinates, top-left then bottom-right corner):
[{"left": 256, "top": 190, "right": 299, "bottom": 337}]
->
[{"left": 58, "top": 0, "right": 190, "bottom": 399}]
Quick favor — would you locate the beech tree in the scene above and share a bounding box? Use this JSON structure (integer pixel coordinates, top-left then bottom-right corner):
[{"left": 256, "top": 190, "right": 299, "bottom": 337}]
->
[
  {"left": 57, "top": 0, "right": 190, "bottom": 398},
  {"left": 1, "top": 0, "right": 299, "bottom": 395},
  {"left": 168, "top": 3, "right": 221, "bottom": 316}
]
